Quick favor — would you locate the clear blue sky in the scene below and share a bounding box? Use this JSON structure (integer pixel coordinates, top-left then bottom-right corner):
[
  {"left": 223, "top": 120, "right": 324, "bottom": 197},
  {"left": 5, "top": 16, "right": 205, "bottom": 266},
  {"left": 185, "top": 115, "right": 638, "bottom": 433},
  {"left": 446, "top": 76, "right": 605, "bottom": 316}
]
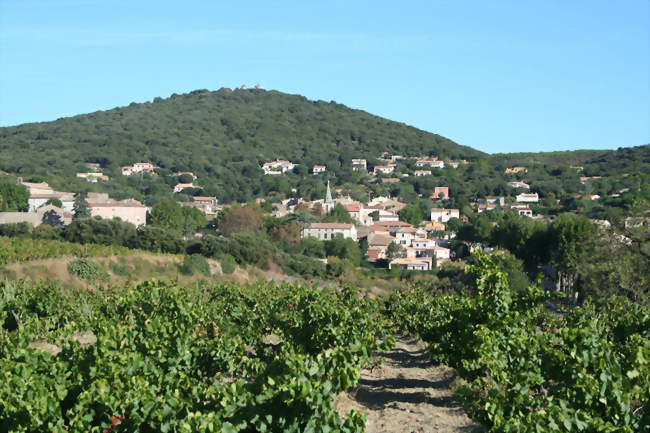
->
[{"left": 1, "top": 1, "right": 648, "bottom": 154}]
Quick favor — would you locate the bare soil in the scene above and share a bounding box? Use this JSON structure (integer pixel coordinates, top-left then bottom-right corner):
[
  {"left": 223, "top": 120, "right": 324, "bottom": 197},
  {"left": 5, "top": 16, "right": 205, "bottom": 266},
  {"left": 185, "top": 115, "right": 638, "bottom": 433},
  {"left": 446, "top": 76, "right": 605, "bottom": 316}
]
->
[{"left": 335, "top": 334, "right": 480, "bottom": 433}]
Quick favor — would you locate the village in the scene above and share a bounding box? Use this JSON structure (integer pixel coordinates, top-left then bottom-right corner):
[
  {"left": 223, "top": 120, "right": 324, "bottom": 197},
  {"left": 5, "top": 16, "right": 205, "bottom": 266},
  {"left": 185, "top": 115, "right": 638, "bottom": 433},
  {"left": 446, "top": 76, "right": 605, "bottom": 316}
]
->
[{"left": 3, "top": 150, "right": 642, "bottom": 273}]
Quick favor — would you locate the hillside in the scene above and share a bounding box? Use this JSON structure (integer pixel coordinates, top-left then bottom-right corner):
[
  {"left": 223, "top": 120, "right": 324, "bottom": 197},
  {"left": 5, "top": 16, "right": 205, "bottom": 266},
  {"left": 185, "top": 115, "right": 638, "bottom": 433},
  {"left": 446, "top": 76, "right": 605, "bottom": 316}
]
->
[{"left": 0, "top": 88, "right": 480, "bottom": 201}]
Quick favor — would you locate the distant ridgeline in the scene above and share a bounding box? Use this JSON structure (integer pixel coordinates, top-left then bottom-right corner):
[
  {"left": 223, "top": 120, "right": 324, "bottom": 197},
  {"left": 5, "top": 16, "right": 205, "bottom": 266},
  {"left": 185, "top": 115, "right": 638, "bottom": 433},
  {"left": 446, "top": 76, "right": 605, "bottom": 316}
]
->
[
  {"left": 0, "top": 87, "right": 648, "bottom": 204},
  {"left": 0, "top": 88, "right": 477, "bottom": 201}
]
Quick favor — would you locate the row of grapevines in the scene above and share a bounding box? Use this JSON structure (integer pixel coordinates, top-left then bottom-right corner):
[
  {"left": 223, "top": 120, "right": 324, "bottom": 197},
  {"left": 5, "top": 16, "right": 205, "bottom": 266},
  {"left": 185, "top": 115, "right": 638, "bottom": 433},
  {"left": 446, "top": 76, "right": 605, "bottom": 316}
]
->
[
  {"left": 388, "top": 252, "right": 649, "bottom": 432},
  {"left": 0, "top": 279, "right": 393, "bottom": 432},
  {"left": 0, "top": 236, "right": 133, "bottom": 265}
]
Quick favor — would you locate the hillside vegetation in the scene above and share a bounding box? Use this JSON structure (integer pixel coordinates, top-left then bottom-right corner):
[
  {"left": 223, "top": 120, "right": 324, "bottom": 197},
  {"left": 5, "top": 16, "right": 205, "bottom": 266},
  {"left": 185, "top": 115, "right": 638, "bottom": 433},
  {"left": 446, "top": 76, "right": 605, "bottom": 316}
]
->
[{"left": 0, "top": 88, "right": 479, "bottom": 201}]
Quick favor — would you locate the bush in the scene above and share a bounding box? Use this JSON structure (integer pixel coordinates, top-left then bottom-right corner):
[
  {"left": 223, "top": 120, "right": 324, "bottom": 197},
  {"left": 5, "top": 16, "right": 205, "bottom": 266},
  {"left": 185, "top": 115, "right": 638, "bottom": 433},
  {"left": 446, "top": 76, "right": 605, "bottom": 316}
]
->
[
  {"left": 0, "top": 223, "right": 32, "bottom": 238},
  {"left": 109, "top": 260, "right": 130, "bottom": 277},
  {"left": 179, "top": 254, "right": 210, "bottom": 276},
  {"left": 217, "top": 253, "right": 237, "bottom": 274},
  {"left": 67, "top": 259, "right": 109, "bottom": 282}
]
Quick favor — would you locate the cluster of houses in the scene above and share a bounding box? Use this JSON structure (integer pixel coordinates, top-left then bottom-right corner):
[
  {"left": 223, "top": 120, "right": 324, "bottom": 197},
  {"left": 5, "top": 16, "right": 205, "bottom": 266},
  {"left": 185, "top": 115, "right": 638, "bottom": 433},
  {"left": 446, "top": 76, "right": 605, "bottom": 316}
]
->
[
  {"left": 0, "top": 180, "right": 150, "bottom": 227},
  {"left": 262, "top": 154, "right": 469, "bottom": 178},
  {"left": 295, "top": 182, "right": 454, "bottom": 271}
]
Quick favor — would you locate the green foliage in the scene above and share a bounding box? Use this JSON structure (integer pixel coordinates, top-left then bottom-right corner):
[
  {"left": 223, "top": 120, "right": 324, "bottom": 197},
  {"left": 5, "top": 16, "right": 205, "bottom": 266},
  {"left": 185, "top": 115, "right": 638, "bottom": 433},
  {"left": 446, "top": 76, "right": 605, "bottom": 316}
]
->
[
  {"left": 150, "top": 198, "right": 185, "bottom": 233},
  {"left": 72, "top": 193, "right": 90, "bottom": 219},
  {"left": 108, "top": 260, "right": 130, "bottom": 276},
  {"left": 324, "top": 236, "right": 361, "bottom": 266},
  {"left": 0, "top": 180, "right": 29, "bottom": 211},
  {"left": 398, "top": 204, "right": 423, "bottom": 226},
  {"left": 217, "top": 253, "right": 237, "bottom": 274},
  {"left": 0, "top": 89, "right": 480, "bottom": 203},
  {"left": 179, "top": 254, "right": 210, "bottom": 276},
  {"left": 66, "top": 258, "right": 109, "bottom": 282},
  {"left": 45, "top": 197, "right": 63, "bottom": 208},
  {"left": 0, "top": 236, "right": 131, "bottom": 265},
  {"left": 389, "top": 251, "right": 649, "bottom": 432},
  {"left": 322, "top": 203, "right": 353, "bottom": 224},
  {"left": 0, "top": 279, "right": 394, "bottom": 432}
]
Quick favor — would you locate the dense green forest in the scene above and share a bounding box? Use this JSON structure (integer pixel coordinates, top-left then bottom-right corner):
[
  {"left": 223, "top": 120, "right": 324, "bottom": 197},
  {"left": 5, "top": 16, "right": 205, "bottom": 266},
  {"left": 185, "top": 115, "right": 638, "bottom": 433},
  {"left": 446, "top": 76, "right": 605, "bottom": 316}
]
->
[{"left": 0, "top": 88, "right": 648, "bottom": 207}]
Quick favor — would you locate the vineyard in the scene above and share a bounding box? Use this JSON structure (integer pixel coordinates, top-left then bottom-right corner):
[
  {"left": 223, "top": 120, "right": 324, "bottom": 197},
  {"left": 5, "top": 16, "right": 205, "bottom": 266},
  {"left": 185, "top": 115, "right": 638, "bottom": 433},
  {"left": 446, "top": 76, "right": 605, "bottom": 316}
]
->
[
  {"left": 389, "top": 253, "right": 650, "bottom": 432},
  {"left": 0, "top": 280, "right": 393, "bottom": 432},
  {"left": 0, "top": 236, "right": 133, "bottom": 265},
  {"left": 1, "top": 252, "right": 649, "bottom": 432}
]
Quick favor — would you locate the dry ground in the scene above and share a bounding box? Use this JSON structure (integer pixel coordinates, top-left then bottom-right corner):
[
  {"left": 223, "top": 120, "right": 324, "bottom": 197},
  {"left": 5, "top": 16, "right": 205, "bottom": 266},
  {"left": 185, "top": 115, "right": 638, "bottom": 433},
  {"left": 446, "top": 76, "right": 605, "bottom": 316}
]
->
[{"left": 336, "top": 334, "right": 480, "bottom": 433}]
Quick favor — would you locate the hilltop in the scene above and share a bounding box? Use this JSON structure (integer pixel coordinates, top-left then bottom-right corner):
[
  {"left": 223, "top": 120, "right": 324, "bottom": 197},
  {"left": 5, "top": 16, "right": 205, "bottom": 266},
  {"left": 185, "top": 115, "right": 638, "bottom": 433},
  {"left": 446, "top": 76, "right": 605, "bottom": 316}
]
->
[{"left": 0, "top": 88, "right": 480, "bottom": 201}]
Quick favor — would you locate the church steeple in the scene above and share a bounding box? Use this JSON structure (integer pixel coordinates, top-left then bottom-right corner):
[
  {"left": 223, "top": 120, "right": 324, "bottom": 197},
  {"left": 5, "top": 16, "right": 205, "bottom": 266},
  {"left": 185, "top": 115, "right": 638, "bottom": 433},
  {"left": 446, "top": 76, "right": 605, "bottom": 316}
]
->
[{"left": 325, "top": 180, "right": 333, "bottom": 203}]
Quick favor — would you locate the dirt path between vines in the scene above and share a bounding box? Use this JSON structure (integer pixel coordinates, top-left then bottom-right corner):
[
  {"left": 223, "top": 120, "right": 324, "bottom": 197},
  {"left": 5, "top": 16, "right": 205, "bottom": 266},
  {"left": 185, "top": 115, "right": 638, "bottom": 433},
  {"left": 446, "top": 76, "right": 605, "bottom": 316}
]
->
[{"left": 335, "top": 334, "right": 481, "bottom": 433}]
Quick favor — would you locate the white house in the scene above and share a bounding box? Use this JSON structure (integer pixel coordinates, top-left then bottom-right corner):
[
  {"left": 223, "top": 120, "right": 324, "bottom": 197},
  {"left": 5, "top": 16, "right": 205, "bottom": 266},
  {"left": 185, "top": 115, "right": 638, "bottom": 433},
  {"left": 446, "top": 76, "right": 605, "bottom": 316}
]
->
[
  {"left": 351, "top": 159, "right": 367, "bottom": 171},
  {"left": 389, "top": 257, "right": 433, "bottom": 271},
  {"left": 430, "top": 208, "right": 460, "bottom": 223},
  {"left": 509, "top": 204, "right": 533, "bottom": 217},
  {"left": 414, "top": 170, "right": 431, "bottom": 177},
  {"left": 301, "top": 223, "right": 357, "bottom": 241},
  {"left": 395, "top": 227, "right": 419, "bottom": 246},
  {"left": 312, "top": 165, "right": 326, "bottom": 174},
  {"left": 262, "top": 160, "right": 295, "bottom": 175},
  {"left": 28, "top": 192, "right": 75, "bottom": 213},
  {"left": 416, "top": 159, "right": 444, "bottom": 169},
  {"left": 122, "top": 162, "right": 156, "bottom": 176},
  {"left": 373, "top": 165, "right": 395, "bottom": 175},
  {"left": 516, "top": 193, "right": 539, "bottom": 203}
]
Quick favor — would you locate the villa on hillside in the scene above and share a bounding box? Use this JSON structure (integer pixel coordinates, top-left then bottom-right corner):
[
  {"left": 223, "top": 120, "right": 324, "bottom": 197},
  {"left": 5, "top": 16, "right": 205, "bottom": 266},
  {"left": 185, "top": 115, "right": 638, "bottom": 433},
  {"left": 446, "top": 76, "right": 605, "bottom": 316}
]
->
[
  {"left": 373, "top": 165, "right": 395, "bottom": 175},
  {"left": 301, "top": 223, "right": 357, "bottom": 241},
  {"left": 88, "top": 198, "right": 149, "bottom": 227},
  {"left": 505, "top": 166, "right": 527, "bottom": 174},
  {"left": 414, "top": 170, "right": 431, "bottom": 177},
  {"left": 415, "top": 159, "right": 444, "bottom": 169},
  {"left": 516, "top": 192, "right": 539, "bottom": 203},
  {"left": 431, "top": 186, "right": 449, "bottom": 200},
  {"left": 430, "top": 208, "right": 460, "bottom": 223},
  {"left": 262, "top": 160, "right": 295, "bottom": 175},
  {"left": 351, "top": 159, "right": 367, "bottom": 171},
  {"left": 389, "top": 257, "right": 434, "bottom": 271},
  {"left": 312, "top": 165, "right": 326, "bottom": 174},
  {"left": 122, "top": 162, "right": 156, "bottom": 176}
]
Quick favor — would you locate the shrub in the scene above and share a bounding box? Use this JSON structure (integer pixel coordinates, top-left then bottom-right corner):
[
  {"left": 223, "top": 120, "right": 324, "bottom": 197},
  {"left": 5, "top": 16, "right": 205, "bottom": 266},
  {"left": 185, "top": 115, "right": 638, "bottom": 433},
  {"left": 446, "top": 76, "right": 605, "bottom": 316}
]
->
[
  {"left": 179, "top": 254, "right": 210, "bottom": 276},
  {"left": 217, "top": 253, "right": 236, "bottom": 274},
  {"left": 67, "top": 259, "right": 109, "bottom": 282},
  {"left": 108, "top": 260, "right": 130, "bottom": 277}
]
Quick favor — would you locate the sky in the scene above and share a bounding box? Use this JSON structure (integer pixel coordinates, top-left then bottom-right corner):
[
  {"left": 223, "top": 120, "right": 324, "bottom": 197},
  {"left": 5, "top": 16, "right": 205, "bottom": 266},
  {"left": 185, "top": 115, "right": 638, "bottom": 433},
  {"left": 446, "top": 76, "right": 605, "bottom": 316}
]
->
[{"left": 0, "top": 1, "right": 648, "bottom": 154}]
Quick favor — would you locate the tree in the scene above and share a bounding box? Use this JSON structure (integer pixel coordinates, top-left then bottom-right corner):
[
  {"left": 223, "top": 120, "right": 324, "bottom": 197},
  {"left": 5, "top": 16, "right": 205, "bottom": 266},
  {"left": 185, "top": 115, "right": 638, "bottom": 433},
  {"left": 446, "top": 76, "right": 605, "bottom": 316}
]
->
[
  {"left": 324, "top": 236, "right": 361, "bottom": 266},
  {"left": 46, "top": 197, "right": 63, "bottom": 208},
  {"left": 549, "top": 213, "right": 597, "bottom": 303},
  {"left": 446, "top": 217, "right": 462, "bottom": 234},
  {"left": 0, "top": 180, "right": 29, "bottom": 211},
  {"left": 386, "top": 242, "right": 405, "bottom": 259},
  {"left": 323, "top": 203, "right": 353, "bottom": 224},
  {"left": 398, "top": 204, "right": 423, "bottom": 226},
  {"left": 72, "top": 193, "right": 91, "bottom": 219},
  {"left": 177, "top": 173, "right": 194, "bottom": 184},
  {"left": 270, "top": 221, "right": 301, "bottom": 243},
  {"left": 181, "top": 205, "right": 207, "bottom": 234},
  {"left": 150, "top": 198, "right": 185, "bottom": 233},
  {"left": 219, "top": 205, "right": 261, "bottom": 236},
  {"left": 41, "top": 209, "right": 64, "bottom": 227}
]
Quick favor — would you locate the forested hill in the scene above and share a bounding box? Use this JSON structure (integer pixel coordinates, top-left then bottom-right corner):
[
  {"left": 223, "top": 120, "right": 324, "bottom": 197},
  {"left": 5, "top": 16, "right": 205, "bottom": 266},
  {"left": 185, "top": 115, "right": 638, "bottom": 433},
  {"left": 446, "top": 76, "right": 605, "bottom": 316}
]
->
[{"left": 0, "top": 88, "right": 479, "bottom": 197}]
